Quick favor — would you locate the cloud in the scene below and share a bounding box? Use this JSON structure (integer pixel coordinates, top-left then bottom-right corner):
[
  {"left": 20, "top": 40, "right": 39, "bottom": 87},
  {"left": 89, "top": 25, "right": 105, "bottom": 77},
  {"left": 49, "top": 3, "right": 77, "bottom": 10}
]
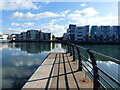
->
[
  {"left": 43, "top": 0, "right": 53, "bottom": 4},
  {"left": 49, "top": 18, "right": 65, "bottom": 25},
  {"left": 0, "top": 0, "right": 40, "bottom": 10},
  {"left": 60, "top": 10, "right": 71, "bottom": 16},
  {"left": 80, "top": 3, "right": 86, "bottom": 7},
  {"left": 68, "top": 7, "right": 99, "bottom": 19},
  {"left": 10, "top": 11, "right": 64, "bottom": 20},
  {"left": 6, "top": 28, "right": 27, "bottom": 34},
  {"left": 40, "top": 23, "right": 66, "bottom": 37},
  {"left": 67, "top": 7, "right": 117, "bottom": 26},
  {"left": 10, "top": 22, "right": 34, "bottom": 27},
  {"left": 68, "top": 13, "right": 118, "bottom": 26}
]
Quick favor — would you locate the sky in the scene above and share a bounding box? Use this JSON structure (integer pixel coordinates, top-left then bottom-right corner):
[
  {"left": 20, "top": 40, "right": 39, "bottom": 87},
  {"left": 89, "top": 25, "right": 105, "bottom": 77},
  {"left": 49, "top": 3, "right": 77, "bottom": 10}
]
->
[{"left": 0, "top": 0, "right": 119, "bottom": 37}]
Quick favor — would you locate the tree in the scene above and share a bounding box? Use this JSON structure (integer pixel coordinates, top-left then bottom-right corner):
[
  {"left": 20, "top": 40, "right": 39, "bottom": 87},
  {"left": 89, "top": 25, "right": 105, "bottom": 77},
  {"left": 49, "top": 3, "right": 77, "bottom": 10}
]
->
[{"left": 52, "top": 35, "right": 56, "bottom": 40}]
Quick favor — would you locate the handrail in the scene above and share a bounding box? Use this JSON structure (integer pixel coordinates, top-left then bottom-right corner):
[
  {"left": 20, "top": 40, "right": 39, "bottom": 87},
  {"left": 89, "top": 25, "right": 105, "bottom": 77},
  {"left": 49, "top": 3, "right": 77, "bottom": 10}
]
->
[
  {"left": 68, "top": 42, "right": 120, "bottom": 64},
  {"left": 66, "top": 42, "right": 120, "bottom": 90},
  {"left": 89, "top": 50, "right": 120, "bottom": 64}
]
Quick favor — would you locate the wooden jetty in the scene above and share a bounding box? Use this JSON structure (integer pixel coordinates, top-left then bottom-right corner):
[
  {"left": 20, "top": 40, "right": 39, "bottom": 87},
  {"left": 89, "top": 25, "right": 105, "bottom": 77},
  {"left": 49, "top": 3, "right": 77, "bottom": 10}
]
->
[{"left": 22, "top": 53, "right": 93, "bottom": 89}]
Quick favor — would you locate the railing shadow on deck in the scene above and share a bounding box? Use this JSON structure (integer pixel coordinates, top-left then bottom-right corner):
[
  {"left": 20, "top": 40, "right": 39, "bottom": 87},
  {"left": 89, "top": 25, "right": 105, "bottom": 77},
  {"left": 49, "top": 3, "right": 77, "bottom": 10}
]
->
[
  {"left": 26, "top": 53, "right": 80, "bottom": 89},
  {"left": 27, "top": 70, "right": 79, "bottom": 83},
  {"left": 65, "top": 42, "right": 120, "bottom": 90}
]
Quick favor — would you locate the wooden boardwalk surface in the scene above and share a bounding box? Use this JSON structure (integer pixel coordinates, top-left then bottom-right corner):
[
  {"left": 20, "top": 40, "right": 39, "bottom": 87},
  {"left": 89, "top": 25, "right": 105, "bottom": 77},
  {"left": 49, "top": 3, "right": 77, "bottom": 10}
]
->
[{"left": 22, "top": 53, "right": 93, "bottom": 89}]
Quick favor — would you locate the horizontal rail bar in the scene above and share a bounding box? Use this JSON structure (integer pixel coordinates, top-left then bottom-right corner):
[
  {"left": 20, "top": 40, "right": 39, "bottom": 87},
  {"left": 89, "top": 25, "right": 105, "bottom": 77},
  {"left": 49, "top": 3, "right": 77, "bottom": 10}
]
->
[
  {"left": 82, "top": 60, "right": 93, "bottom": 70},
  {"left": 98, "top": 80, "right": 107, "bottom": 90},
  {"left": 97, "top": 67, "right": 120, "bottom": 86},
  {"left": 80, "top": 54, "right": 92, "bottom": 64},
  {"left": 99, "top": 74, "right": 115, "bottom": 89},
  {"left": 68, "top": 42, "right": 120, "bottom": 65},
  {"left": 89, "top": 50, "right": 120, "bottom": 64},
  {"left": 82, "top": 63, "right": 94, "bottom": 77}
]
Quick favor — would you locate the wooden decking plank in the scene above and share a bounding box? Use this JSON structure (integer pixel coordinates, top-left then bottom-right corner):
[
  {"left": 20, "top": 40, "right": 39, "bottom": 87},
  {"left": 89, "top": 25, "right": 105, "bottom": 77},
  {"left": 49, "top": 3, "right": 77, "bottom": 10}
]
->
[
  {"left": 22, "top": 52, "right": 93, "bottom": 89},
  {"left": 63, "top": 53, "right": 78, "bottom": 88},
  {"left": 58, "top": 53, "right": 66, "bottom": 88},
  {"left": 66, "top": 53, "right": 93, "bottom": 89},
  {"left": 22, "top": 53, "right": 56, "bottom": 88},
  {"left": 50, "top": 54, "right": 59, "bottom": 88}
]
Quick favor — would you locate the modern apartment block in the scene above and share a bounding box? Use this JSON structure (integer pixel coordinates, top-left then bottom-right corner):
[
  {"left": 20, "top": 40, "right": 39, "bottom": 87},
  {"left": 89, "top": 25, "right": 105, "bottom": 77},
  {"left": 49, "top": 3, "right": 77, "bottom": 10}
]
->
[
  {"left": 90, "top": 26, "right": 99, "bottom": 41},
  {"left": 15, "top": 30, "right": 52, "bottom": 41},
  {"left": 99, "top": 26, "right": 111, "bottom": 41},
  {"left": 110, "top": 26, "right": 120, "bottom": 42},
  {"left": 90, "top": 26, "right": 120, "bottom": 42},
  {"left": 64, "top": 24, "right": 120, "bottom": 42},
  {"left": 68, "top": 24, "right": 76, "bottom": 40},
  {"left": 75, "top": 26, "right": 89, "bottom": 41}
]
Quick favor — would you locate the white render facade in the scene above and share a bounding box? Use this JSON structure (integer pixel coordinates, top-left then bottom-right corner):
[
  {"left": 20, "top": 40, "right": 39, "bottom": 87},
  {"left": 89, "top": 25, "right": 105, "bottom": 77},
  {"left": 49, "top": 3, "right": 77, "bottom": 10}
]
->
[
  {"left": 75, "top": 26, "right": 89, "bottom": 41},
  {"left": 65, "top": 24, "right": 120, "bottom": 42},
  {"left": 90, "top": 26, "right": 120, "bottom": 42},
  {"left": 15, "top": 30, "right": 52, "bottom": 41}
]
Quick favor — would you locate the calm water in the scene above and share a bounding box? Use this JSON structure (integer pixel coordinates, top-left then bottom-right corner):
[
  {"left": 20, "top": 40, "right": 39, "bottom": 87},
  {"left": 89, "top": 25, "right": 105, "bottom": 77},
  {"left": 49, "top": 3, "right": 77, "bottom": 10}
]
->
[
  {"left": 1, "top": 42, "right": 65, "bottom": 89},
  {"left": 0, "top": 42, "right": 120, "bottom": 89}
]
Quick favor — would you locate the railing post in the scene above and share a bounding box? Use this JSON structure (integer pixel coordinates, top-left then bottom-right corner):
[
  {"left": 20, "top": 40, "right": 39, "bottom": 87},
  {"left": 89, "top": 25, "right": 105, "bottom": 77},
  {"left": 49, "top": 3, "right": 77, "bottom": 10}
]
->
[
  {"left": 87, "top": 49, "right": 100, "bottom": 90},
  {"left": 72, "top": 45, "right": 75, "bottom": 61},
  {"left": 76, "top": 45, "right": 82, "bottom": 71},
  {"left": 70, "top": 44, "right": 72, "bottom": 56},
  {"left": 66, "top": 44, "right": 70, "bottom": 53}
]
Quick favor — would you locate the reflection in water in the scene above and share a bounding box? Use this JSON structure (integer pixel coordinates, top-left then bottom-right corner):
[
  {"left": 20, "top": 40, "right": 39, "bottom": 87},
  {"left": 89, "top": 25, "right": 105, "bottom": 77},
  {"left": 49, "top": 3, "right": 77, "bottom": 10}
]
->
[
  {"left": 2, "top": 42, "right": 66, "bottom": 89},
  {"left": 97, "top": 61, "right": 119, "bottom": 80},
  {"left": 51, "top": 43, "right": 66, "bottom": 52}
]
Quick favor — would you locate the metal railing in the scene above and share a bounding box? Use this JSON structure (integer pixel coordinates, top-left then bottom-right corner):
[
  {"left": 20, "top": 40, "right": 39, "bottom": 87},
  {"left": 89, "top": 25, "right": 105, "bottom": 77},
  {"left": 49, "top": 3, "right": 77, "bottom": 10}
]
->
[{"left": 66, "top": 42, "right": 120, "bottom": 90}]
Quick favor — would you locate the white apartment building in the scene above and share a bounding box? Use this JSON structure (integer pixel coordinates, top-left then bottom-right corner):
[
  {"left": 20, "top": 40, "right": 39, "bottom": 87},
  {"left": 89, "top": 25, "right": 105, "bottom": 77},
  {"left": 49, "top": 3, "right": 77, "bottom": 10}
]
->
[
  {"left": 65, "top": 24, "right": 120, "bottom": 42},
  {"left": 98, "top": 26, "right": 110, "bottom": 41},
  {"left": 110, "top": 26, "right": 120, "bottom": 41},
  {"left": 16, "top": 34, "right": 22, "bottom": 40},
  {"left": 15, "top": 30, "right": 52, "bottom": 41},
  {"left": 75, "top": 26, "right": 89, "bottom": 41},
  {"left": 21, "top": 32, "right": 27, "bottom": 40},
  {"left": 90, "top": 26, "right": 100, "bottom": 41},
  {"left": 40, "top": 32, "right": 44, "bottom": 40},
  {"left": 75, "top": 26, "right": 84, "bottom": 41},
  {"left": 43, "top": 33, "right": 52, "bottom": 40},
  {"left": 27, "top": 30, "right": 40, "bottom": 41}
]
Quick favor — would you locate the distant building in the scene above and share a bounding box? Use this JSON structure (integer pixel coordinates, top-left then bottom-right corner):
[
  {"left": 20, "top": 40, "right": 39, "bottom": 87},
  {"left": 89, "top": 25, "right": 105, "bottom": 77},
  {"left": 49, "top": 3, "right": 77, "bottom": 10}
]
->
[
  {"left": 21, "top": 32, "right": 28, "bottom": 41},
  {"left": 63, "top": 33, "right": 68, "bottom": 40},
  {"left": 27, "top": 30, "right": 40, "bottom": 41},
  {"left": 43, "top": 33, "right": 52, "bottom": 40},
  {"left": 90, "top": 26, "right": 99, "bottom": 41},
  {"left": 11, "top": 34, "right": 18, "bottom": 40},
  {"left": 68, "top": 24, "right": 76, "bottom": 40},
  {"left": 74, "top": 25, "right": 89, "bottom": 41},
  {"left": 110, "top": 26, "right": 120, "bottom": 42},
  {"left": 75, "top": 26, "right": 84, "bottom": 41},
  {"left": 15, "top": 30, "right": 52, "bottom": 41},
  {"left": 64, "top": 24, "right": 120, "bottom": 43},
  {"left": 99, "top": 26, "right": 110, "bottom": 42}
]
